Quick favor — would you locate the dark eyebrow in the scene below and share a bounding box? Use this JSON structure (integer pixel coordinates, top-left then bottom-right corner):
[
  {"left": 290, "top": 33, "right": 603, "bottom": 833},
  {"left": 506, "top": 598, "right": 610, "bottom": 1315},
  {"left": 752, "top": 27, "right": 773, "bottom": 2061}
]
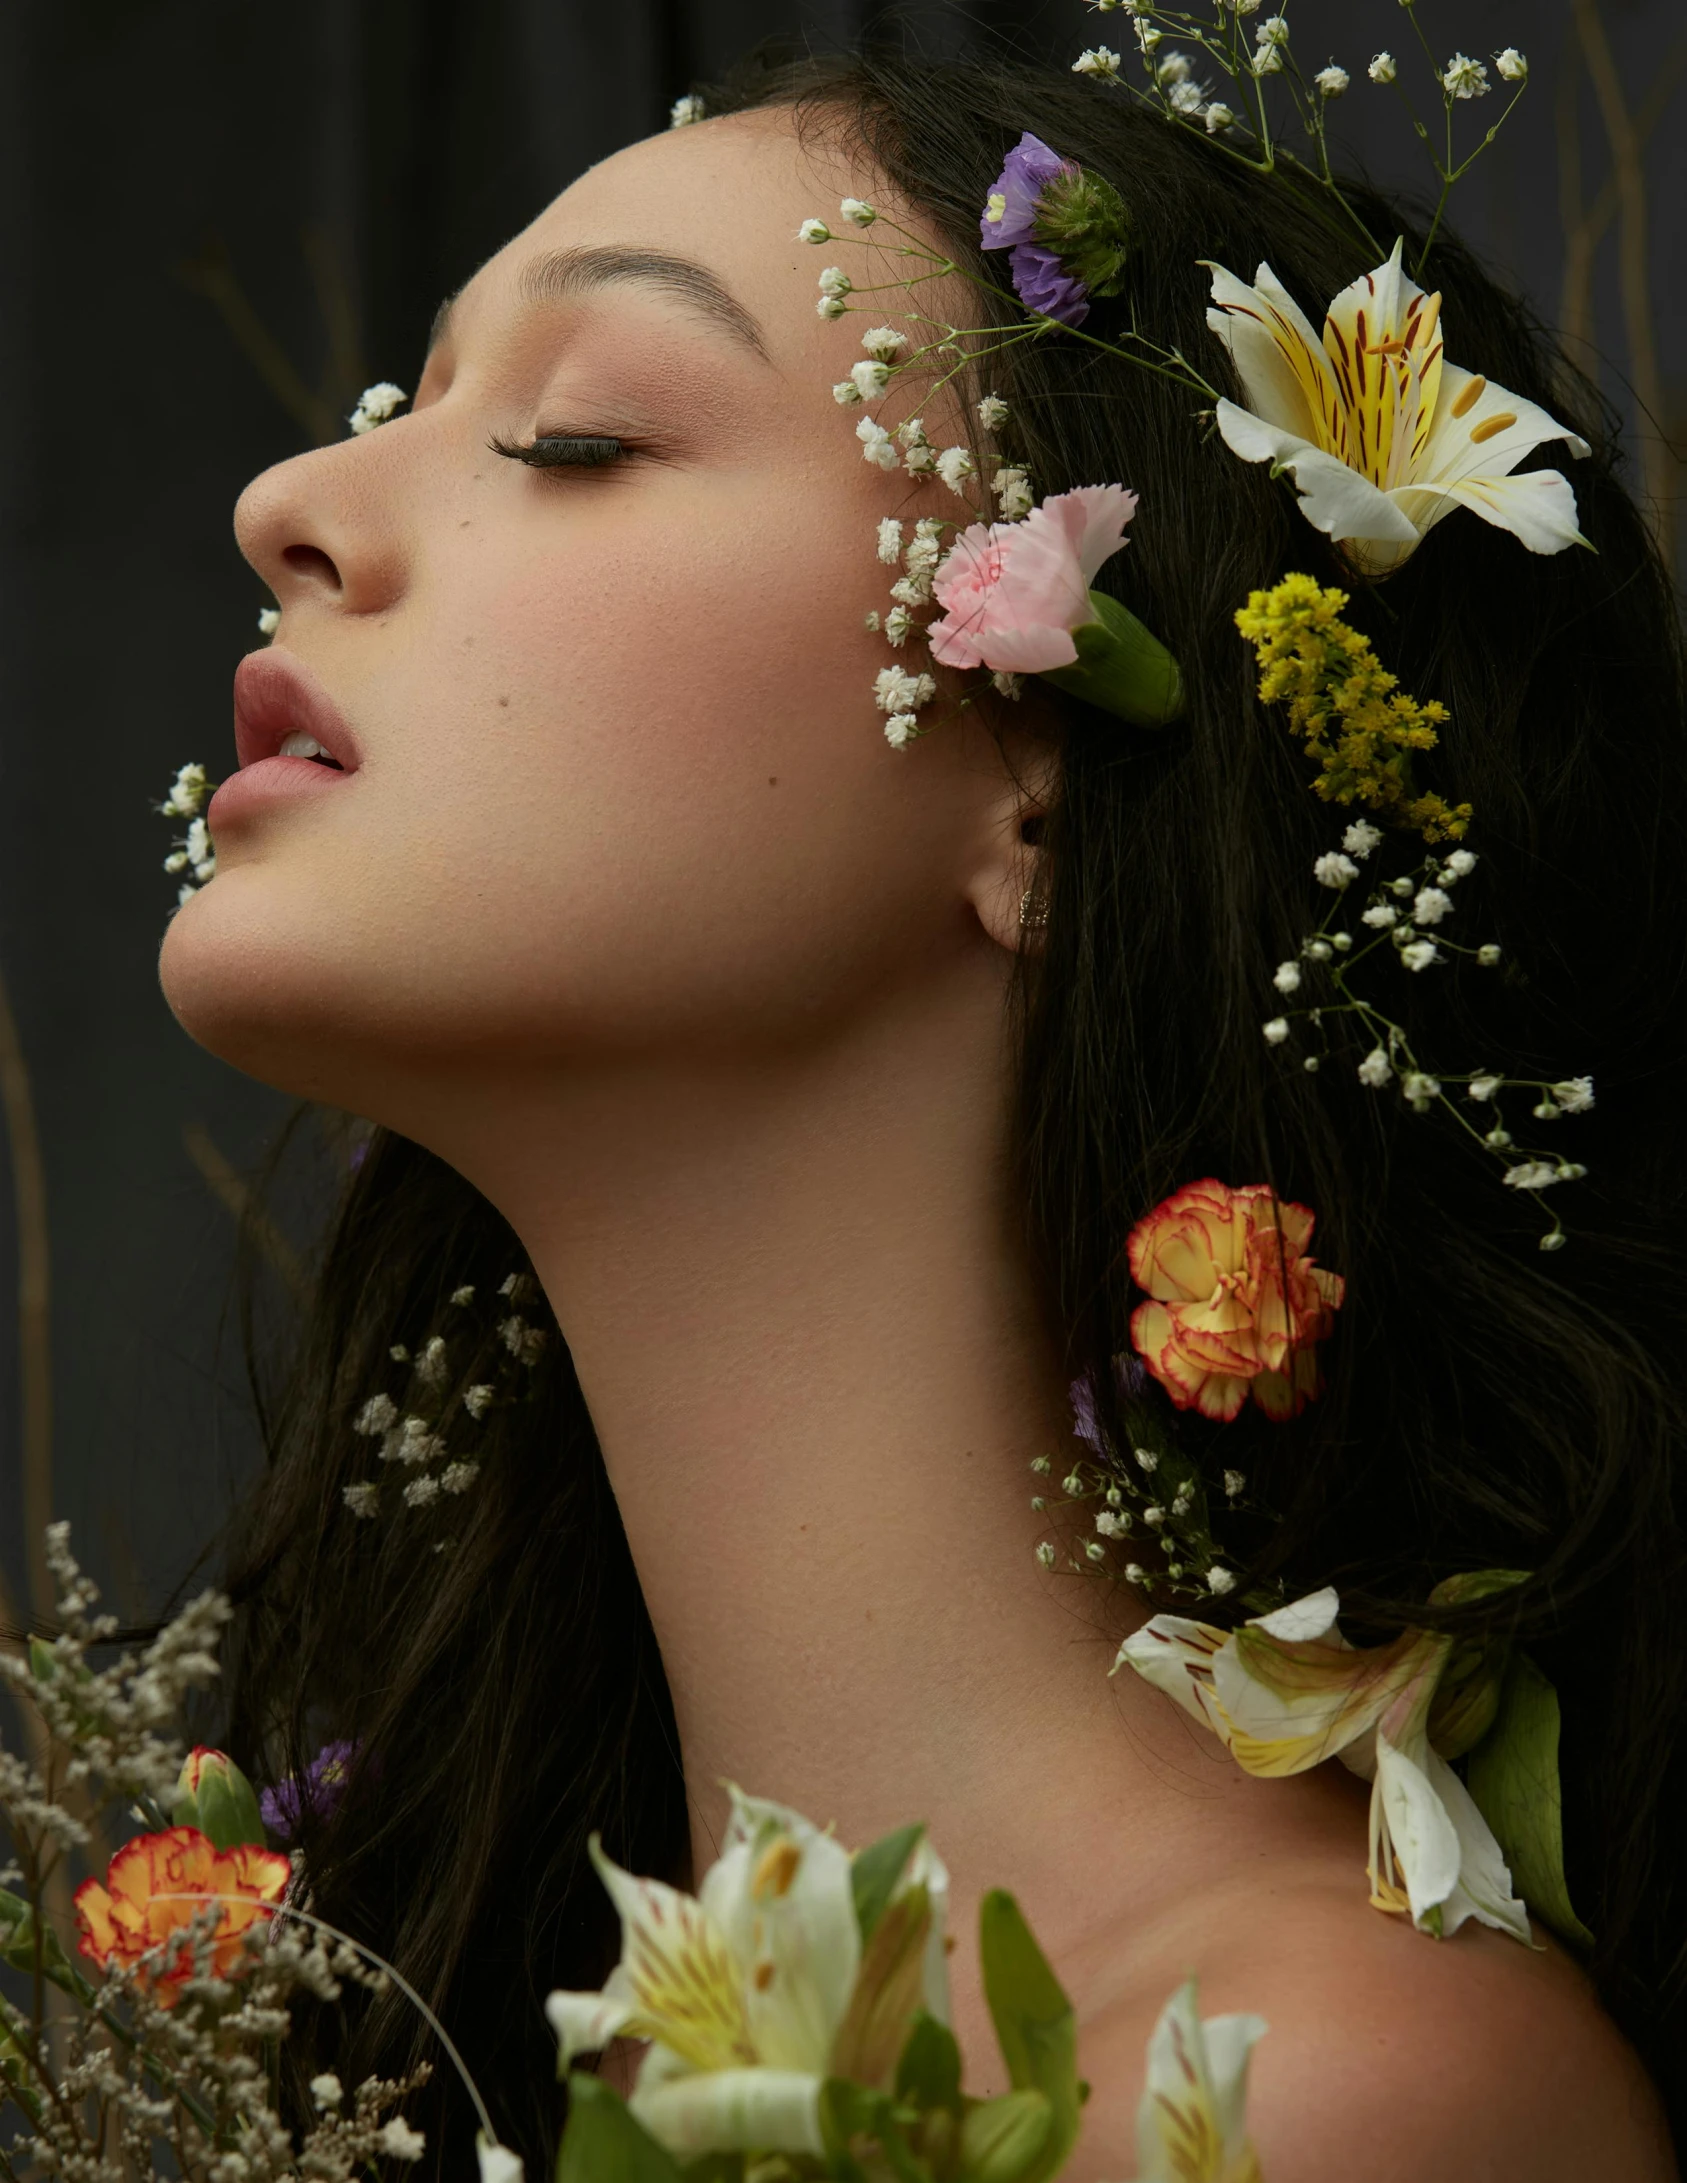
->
[{"left": 427, "top": 244, "right": 770, "bottom": 364}]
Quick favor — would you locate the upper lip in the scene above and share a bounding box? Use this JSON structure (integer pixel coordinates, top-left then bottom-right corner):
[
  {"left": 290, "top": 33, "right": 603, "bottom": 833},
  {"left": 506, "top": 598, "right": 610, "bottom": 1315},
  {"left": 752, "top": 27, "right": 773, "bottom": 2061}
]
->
[{"left": 233, "top": 649, "right": 363, "bottom": 772}]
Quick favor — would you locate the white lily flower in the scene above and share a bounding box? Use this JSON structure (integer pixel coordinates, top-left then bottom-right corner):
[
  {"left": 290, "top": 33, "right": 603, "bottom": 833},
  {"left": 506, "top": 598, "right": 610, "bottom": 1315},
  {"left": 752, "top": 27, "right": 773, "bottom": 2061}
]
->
[
  {"left": 545, "top": 1787, "right": 948, "bottom": 2160},
  {"left": 1205, "top": 239, "right": 1590, "bottom": 575},
  {"left": 1130, "top": 1979, "right": 1266, "bottom": 2183},
  {"left": 1115, "top": 1588, "right": 1531, "bottom": 1942}
]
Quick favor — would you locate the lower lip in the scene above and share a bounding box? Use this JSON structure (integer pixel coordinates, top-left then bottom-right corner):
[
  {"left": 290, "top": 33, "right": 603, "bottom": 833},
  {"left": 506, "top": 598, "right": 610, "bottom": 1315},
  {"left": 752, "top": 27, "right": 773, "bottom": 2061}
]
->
[{"left": 207, "top": 756, "right": 356, "bottom": 829}]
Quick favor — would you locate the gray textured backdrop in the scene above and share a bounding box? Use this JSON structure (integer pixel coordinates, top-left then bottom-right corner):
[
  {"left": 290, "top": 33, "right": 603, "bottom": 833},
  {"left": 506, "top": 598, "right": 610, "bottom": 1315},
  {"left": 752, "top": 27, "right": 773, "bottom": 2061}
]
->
[{"left": 2, "top": 0, "right": 1682, "bottom": 1628}]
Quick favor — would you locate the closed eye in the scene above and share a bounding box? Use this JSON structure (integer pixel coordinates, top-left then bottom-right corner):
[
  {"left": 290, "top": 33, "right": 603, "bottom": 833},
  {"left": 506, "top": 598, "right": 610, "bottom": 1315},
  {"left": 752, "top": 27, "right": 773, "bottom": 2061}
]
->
[{"left": 489, "top": 432, "right": 625, "bottom": 468}]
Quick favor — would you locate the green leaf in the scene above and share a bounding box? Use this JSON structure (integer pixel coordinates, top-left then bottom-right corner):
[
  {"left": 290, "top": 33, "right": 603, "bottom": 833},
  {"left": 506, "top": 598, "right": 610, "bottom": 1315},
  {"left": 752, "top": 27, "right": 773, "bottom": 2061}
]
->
[
  {"left": 1465, "top": 1652, "right": 1594, "bottom": 1950},
  {"left": 555, "top": 2073, "right": 686, "bottom": 2183},
  {"left": 851, "top": 1823, "right": 924, "bottom": 1944},
  {"left": 895, "top": 2012, "right": 962, "bottom": 2115},
  {"left": 0, "top": 1889, "right": 72, "bottom": 1980},
  {"left": 976, "top": 1893, "right": 1081, "bottom": 2183},
  {"left": 1039, "top": 593, "right": 1186, "bottom": 730}
]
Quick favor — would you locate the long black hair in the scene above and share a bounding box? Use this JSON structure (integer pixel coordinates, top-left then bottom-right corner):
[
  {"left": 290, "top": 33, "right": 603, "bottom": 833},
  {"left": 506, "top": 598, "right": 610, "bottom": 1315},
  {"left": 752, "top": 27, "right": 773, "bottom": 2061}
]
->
[{"left": 218, "top": 35, "right": 1687, "bottom": 2173}]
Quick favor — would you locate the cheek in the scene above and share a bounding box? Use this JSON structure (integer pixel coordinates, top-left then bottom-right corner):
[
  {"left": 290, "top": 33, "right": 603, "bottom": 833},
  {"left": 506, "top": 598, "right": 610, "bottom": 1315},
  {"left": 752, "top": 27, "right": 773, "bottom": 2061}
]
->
[{"left": 163, "top": 472, "right": 986, "bottom": 1097}]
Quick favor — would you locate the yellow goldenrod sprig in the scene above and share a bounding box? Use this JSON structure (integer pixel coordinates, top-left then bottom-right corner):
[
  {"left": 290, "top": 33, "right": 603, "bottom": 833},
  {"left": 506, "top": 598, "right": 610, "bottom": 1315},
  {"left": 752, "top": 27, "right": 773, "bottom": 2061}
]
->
[{"left": 1235, "top": 574, "right": 1472, "bottom": 843}]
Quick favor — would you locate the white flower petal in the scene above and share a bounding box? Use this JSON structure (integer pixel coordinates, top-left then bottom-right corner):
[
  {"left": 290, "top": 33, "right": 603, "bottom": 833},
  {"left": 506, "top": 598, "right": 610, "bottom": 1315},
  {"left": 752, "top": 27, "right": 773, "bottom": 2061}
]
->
[
  {"left": 1252, "top": 1585, "right": 1342, "bottom": 1643},
  {"left": 704, "top": 1805, "right": 859, "bottom": 2074},
  {"left": 476, "top": 2137, "right": 524, "bottom": 2183},
  {"left": 1392, "top": 468, "right": 1589, "bottom": 557},
  {"left": 1418, "top": 364, "right": 1590, "bottom": 485},
  {"left": 1205, "top": 261, "right": 1332, "bottom": 442},
  {"left": 544, "top": 1988, "right": 635, "bottom": 2069},
  {"left": 1215, "top": 401, "right": 1421, "bottom": 551},
  {"left": 630, "top": 2066, "right": 826, "bottom": 2158},
  {"left": 1112, "top": 1616, "right": 1232, "bottom": 1741},
  {"left": 1136, "top": 1980, "right": 1266, "bottom": 2180}
]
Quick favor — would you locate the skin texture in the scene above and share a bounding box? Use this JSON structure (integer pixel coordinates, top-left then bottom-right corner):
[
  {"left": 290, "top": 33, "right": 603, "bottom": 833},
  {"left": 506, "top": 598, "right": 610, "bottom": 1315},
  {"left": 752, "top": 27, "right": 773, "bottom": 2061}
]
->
[{"left": 160, "top": 110, "right": 1674, "bottom": 2181}]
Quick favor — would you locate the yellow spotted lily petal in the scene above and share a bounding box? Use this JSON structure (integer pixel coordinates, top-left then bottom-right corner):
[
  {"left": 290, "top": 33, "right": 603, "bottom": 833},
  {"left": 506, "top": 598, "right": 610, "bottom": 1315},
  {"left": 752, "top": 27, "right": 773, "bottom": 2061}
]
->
[
  {"left": 701, "top": 1787, "right": 859, "bottom": 2074},
  {"left": 1207, "top": 239, "right": 1590, "bottom": 575},
  {"left": 1214, "top": 1591, "right": 1431, "bottom": 1777},
  {"left": 1132, "top": 1978, "right": 1266, "bottom": 2183}
]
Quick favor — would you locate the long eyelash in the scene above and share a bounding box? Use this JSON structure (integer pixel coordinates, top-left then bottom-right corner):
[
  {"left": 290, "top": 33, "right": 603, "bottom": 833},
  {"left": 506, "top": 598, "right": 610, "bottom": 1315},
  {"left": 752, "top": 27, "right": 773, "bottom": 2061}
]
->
[{"left": 488, "top": 432, "right": 624, "bottom": 468}]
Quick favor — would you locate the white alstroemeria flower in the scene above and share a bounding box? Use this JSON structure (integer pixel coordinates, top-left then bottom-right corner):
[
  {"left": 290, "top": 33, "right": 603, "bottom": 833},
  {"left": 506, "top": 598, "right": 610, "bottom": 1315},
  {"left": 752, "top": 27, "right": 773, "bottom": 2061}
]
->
[
  {"left": 1129, "top": 1979, "right": 1265, "bottom": 2183},
  {"left": 1206, "top": 239, "right": 1590, "bottom": 575},
  {"left": 1115, "top": 1589, "right": 1531, "bottom": 1942},
  {"left": 547, "top": 1790, "right": 949, "bottom": 2160}
]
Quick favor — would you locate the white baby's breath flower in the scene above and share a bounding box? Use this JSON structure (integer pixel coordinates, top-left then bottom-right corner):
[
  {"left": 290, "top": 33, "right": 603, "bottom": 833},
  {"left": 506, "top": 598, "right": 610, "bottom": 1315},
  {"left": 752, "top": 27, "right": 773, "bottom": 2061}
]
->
[
  {"left": 257, "top": 605, "right": 280, "bottom": 635},
  {"left": 1167, "top": 80, "right": 1206, "bottom": 113},
  {"left": 1035, "top": 1541, "right": 1057, "bottom": 1569},
  {"left": 818, "top": 266, "right": 851, "bottom": 299},
  {"left": 1314, "top": 852, "right": 1359, "bottom": 889},
  {"left": 890, "top": 577, "right": 928, "bottom": 608},
  {"left": 902, "top": 442, "right": 937, "bottom": 476},
  {"left": 1494, "top": 46, "right": 1527, "bottom": 81},
  {"left": 883, "top": 712, "right": 918, "bottom": 749},
  {"left": 1207, "top": 1565, "right": 1237, "bottom": 1595},
  {"left": 977, "top": 393, "right": 1010, "bottom": 431},
  {"left": 936, "top": 446, "right": 976, "bottom": 493},
  {"left": 1205, "top": 101, "right": 1236, "bottom": 131},
  {"left": 1400, "top": 939, "right": 1441, "bottom": 972},
  {"left": 161, "top": 761, "right": 212, "bottom": 817},
  {"left": 402, "top": 1475, "right": 441, "bottom": 1509},
  {"left": 1467, "top": 1075, "right": 1502, "bottom": 1102},
  {"left": 442, "top": 1461, "right": 480, "bottom": 1494},
  {"left": 832, "top": 377, "right": 863, "bottom": 406},
  {"left": 310, "top": 2074, "right": 345, "bottom": 2109},
  {"left": 799, "top": 218, "right": 831, "bottom": 244},
  {"left": 1125, "top": 1561, "right": 1147, "bottom": 1583},
  {"left": 668, "top": 93, "right": 705, "bottom": 126},
  {"left": 1357, "top": 1048, "right": 1393, "bottom": 1088},
  {"left": 856, "top": 419, "right": 899, "bottom": 470},
  {"left": 1442, "top": 52, "right": 1489, "bottom": 98},
  {"left": 816, "top": 295, "right": 847, "bottom": 321},
  {"left": 1273, "top": 961, "right": 1302, "bottom": 994},
  {"left": 850, "top": 358, "right": 891, "bottom": 399},
  {"left": 875, "top": 666, "right": 936, "bottom": 714},
  {"left": 860, "top": 325, "right": 907, "bottom": 362},
  {"left": 877, "top": 517, "right": 904, "bottom": 564},
  {"left": 353, "top": 1393, "right": 398, "bottom": 1436},
  {"left": 993, "top": 466, "right": 1034, "bottom": 520},
  {"left": 1477, "top": 944, "right": 1503, "bottom": 966},
  {"left": 349, "top": 382, "right": 408, "bottom": 434},
  {"left": 1503, "top": 1161, "right": 1562, "bottom": 1192},
  {"left": 897, "top": 416, "right": 930, "bottom": 449},
  {"left": 1412, "top": 887, "right": 1453, "bottom": 925},
  {"left": 1134, "top": 1447, "right": 1159, "bottom": 1472},
  {"left": 1315, "top": 63, "right": 1350, "bottom": 96},
  {"left": 883, "top": 606, "right": 915, "bottom": 647},
  {"left": 463, "top": 1383, "right": 495, "bottom": 1419},
  {"left": 342, "top": 1482, "right": 380, "bottom": 1519},
  {"left": 1368, "top": 50, "right": 1397, "bottom": 82},
  {"left": 1442, "top": 848, "right": 1478, "bottom": 878},
  {"left": 1551, "top": 1076, "right": 1595, "bottom": 1113},
  {"left": 1074, "top": 46, "right": 1123, "bottom": 78},
  {"left": 1096, "top": 1511, "right": 1130, "bottom": 1539},
  {"left": 992, "top": 670, "right": 1024, "bottom": 700},
  {"left": 1256, "top": 14, "right": 1290, "bottom": 42},
  {"left": 1252, "top": 44, "right": 1283, "bottom": 73},
  {"left": 1135, "top": 22, "right": 1162, "bottom": 51},
  {"left": 1262, "top": 1017, "right": 1290, "bottom": 1045},
  {"left": 1361, "top": 903, "right": 1398, "bottom": 929},
  {"left": 839, "top": 197, "right": 877, "bottom": 226},
  {"left": 1401, "top": 1071, "right": 1440, "bottom": 1111},
  {"left": 1156, "top": 50, "right": 1191, "bottom": 83},
  {"left": 378, "top": 2120, "right": 427, "bottom": 2163},
  {"left": 450, "top": 1284, "right": 476, "bottom": 1306}
]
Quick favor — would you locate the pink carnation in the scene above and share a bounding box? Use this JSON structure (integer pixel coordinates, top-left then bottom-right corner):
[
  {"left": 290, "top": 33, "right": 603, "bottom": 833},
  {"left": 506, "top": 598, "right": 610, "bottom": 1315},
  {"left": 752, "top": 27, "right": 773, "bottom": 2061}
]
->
[{"left": 926, "top": 484, "right": 1139, "bottom": 674}]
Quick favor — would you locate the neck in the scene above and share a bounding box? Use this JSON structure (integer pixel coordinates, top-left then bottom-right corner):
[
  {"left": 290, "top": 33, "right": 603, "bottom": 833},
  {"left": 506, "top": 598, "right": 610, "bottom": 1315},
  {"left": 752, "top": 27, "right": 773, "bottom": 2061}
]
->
[{"left": 446, "top": 962, "right": 1172, "bottom": 2055}]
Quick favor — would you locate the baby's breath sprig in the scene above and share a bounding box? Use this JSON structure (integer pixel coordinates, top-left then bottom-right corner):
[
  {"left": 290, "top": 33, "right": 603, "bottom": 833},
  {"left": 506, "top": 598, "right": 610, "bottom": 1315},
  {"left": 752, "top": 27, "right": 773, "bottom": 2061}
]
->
[
  {"left": 158, "top": 763, "right": 219, "bottom": 907},
  {"left": 340, "top": 1273, "right": 549, "bottom": 1525},
  {"left": 1261, "top": 825, "right": 1594, "bottom": 1252},
  {"left": 1067, "top": 1, "right": 1530, "bottom": 275}
]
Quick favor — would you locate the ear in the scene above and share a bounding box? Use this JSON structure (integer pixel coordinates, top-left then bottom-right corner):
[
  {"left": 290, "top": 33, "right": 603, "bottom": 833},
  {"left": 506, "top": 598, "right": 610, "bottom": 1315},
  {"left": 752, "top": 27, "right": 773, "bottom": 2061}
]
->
[{"left": 965, "top": 735, "right": 1060, "bottom": 956}]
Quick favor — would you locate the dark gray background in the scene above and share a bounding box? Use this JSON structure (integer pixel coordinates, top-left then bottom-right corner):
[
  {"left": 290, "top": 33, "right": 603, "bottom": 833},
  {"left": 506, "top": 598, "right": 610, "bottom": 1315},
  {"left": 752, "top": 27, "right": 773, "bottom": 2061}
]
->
[{"left": 2, "top": 0, "right": 1682, "bottom": 1630}]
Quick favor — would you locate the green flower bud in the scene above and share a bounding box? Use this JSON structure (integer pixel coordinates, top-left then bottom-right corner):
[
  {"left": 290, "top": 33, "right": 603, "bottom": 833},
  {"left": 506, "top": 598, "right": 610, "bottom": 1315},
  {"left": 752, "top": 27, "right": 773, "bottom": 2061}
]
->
[
  {"left": 957, "top": 2088, "right": 1053, "bottom": 2183},
  {"left": 172, "top": 1747, "right": 268, "bottom": 1850}
]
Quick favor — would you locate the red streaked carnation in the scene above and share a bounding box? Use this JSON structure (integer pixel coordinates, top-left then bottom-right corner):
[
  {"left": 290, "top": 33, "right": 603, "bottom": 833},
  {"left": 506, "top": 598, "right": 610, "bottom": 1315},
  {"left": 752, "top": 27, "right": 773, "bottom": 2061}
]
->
[
  {"left": 73, "top": 1826, "right": 291, "bottom": 2004},
  {"left": 1126, "top": 1179, "right": 1345, "bottom": 1421}
]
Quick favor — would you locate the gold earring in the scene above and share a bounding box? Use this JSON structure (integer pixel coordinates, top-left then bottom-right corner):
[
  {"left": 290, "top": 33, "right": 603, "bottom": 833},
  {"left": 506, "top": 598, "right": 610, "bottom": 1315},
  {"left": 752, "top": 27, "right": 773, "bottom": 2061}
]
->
[{"left": 1018, "top": 886, "right": 1049, "bottom": 931}]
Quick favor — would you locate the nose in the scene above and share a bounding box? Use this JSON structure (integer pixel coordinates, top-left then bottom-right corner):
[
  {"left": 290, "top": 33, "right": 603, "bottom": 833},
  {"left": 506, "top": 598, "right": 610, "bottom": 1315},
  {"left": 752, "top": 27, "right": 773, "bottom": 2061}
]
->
[{"left": 234, "top": 434, "right": 409, "bottom": 619}]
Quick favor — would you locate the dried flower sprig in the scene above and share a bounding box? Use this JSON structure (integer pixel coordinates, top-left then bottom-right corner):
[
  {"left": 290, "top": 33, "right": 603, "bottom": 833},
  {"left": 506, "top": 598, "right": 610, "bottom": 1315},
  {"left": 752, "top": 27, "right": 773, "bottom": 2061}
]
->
[
  {"left": 340, "top": 1272, "right": 549, "bottom": 1523},
  {"left": 1260, "top": 824, "right": 1593, "bottom": 1251}
]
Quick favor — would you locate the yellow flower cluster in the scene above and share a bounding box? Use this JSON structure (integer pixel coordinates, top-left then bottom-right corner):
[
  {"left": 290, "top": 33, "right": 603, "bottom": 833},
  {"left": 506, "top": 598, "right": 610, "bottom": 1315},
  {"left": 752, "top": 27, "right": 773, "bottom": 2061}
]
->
[{"left": 1234, "top": 574, "right": 1473, "bottom": 842}]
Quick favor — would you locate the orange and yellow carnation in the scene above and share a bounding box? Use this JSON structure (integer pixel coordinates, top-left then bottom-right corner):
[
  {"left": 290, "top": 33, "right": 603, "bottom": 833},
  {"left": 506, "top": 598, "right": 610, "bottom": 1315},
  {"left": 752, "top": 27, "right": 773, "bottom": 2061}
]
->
[
  {"left": 1127, "top": 1180, "right": 1345, "bottom": 1421},
  {"left": 73, "top": 1825, "right": 291, "bottom": 2003}
]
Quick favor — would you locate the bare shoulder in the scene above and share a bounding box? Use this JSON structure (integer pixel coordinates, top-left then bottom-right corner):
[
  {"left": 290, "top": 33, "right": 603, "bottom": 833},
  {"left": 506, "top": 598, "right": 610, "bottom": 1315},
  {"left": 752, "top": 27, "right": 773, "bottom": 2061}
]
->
[{"left": 1068, "top": 1871, "right": 1676, "bottom": 2183}]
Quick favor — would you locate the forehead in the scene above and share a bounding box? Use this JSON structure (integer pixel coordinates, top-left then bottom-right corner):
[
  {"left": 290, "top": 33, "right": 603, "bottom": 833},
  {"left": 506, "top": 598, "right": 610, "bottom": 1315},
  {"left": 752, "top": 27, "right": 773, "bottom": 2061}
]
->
[{"left": 452, "top": 109, "right": 872, "bottom": 359}]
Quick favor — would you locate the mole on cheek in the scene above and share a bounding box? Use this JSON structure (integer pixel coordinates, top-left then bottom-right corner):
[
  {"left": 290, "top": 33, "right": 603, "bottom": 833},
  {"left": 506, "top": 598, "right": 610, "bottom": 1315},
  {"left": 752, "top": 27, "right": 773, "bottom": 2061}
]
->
[
  {"left": 768, "top": 776, "right": 778, "bottom": 787},
  {"left": 498, "top": 696, "right": 510, "bottom": 708}
]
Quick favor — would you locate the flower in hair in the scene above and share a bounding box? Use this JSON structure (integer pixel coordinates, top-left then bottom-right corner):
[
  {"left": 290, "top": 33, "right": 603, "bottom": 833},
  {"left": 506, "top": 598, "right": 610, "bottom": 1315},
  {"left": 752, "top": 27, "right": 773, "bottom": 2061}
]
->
[
  {"left": 1206, "top": 239, "right": 1590, "bottom": 575},
  {"left": 1115, "top": 1583, "right": 1537, "bottom": 1944},
  {"left": 980, "top": 133, "right": 1131, "bottom": 329},
  {"left": 73, "top": 1827, "right": 292, "bottom": 2004},
  {"left": 1126, "top": 1179, "right": 1345, "bottom": 1420},
  {"left": 1131, "top": 1980, "right": 1266, "bottom": 2183}
]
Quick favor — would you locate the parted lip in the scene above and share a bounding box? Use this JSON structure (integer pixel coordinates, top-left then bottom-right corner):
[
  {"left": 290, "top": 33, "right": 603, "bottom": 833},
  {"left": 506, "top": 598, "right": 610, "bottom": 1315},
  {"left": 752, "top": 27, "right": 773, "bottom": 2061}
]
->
[{"left": 233, "top": 649, "right": 363, "bottom": 772}]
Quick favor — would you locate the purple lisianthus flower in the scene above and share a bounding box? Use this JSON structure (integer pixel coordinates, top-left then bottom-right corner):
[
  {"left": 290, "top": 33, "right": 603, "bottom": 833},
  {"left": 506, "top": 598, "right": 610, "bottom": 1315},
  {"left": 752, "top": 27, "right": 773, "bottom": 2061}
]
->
[
  {"left": 981, "top": 131, "right": 1091, "bottom": 329},
  {"left": 259, "top": 1739, "right": 360, "bottom": 1842}
]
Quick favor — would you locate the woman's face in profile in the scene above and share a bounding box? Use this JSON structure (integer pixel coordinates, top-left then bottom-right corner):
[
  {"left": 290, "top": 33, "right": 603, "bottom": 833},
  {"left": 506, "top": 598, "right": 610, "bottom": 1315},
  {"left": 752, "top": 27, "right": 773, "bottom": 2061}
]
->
[{"left": 161, "top": 108, "right": 1026, "bottom": 1133}]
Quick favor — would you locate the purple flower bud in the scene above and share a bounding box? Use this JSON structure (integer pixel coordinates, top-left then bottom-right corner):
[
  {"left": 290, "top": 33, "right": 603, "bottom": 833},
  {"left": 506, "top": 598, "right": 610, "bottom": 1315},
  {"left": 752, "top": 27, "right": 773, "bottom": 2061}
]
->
[{"left": 259, "top": 1739, "right": 360, "bottom": 1841}]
